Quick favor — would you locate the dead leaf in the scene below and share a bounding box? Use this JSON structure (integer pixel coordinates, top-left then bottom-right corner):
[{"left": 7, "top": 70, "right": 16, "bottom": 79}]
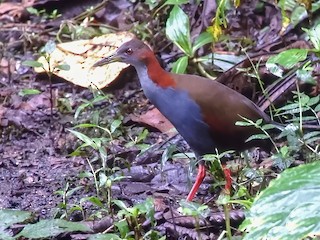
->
[
  {"left": 35, "top": 32, "right": 135, "bottom": 89},
  {"left": 129, "top": 108, "right": 176, "bottom": 136},
  {"left": 0, "top": 0, "right": 35, "bottom": 19}
]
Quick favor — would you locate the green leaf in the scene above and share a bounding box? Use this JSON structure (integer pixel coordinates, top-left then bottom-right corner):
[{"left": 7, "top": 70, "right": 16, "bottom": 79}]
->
[
  {"left": 0, "top": 209, "right": 32, "bottom": 228},
  {"left": 56, "top": 64, "right": 70, "bottom": 71},
  {"left": 241, "top": 161, "right": 320, "bottom": 240},
  {"left": 73, "top": 123, "right": 112, "bottom": 138},
  {"left": 65, "top": 186, "right": 83, "bottom": 198},
  {"left": 18, "top": 88, "right": 41, "bottom": 96},
  {"left": 22, "top": 60, "right": 43, "bottom": 68},
  {"left": 290, "top": 6, "right": 307, "bottom": 28},
  {"left": 303, "top": 24, "right": 320, "bottom": 51},
  {"left": 67, "top": 129, "right": 98, "bottom": 149},
  {"left": 110, "top": 119, "right": 122, "bottom": 133},
  {"left": 235, "top": 121, "right": 253, "bottom": 127},
  {"left": 164, "top": 0, "right": 189, "bottom": 5},
  {"left": 26, "top": 7, "right": 40, "bottom": 15},
  {"left": 88, "top": 233, "right": 121, "bottom": 240},
  {"left": 296, "top": 68, "right": 316, "bottom": 85},
  {"left": 262, "top": 124, "right": 277, "bottom": 131},
  {"left": 43, "top": 40, "right": 56, "bottom": 54},
  {"left": 266, "top": 49, "right": 308, "bottom": 71},
  {"left": 114, "top": 219, "right": 129, "bottom": 238},
  {"left": 166, "top": 5, "right": 192, "bottom": 56},
  {"left": 179, "top": 200, "right": 210, "bottom": 217},
  {"left": 136, "top": 128, "right": 149, "bottom": 143},
  {"left": 112, "top": 200, "right": 128, "bottom": 211},
  {"left": 16, "top": 219, "right": 90, "bottom": 239},
  {"left": 265, "top": 62, "right": 283, "bottom": 77},
  {"left": 171, "top": 55, "right": 188, "bottom": 73},
  {"left": 81, "top": 196, "right": 104, "bottom": 208},
  {"left": 245, "top": 134, "right": 269, "bottom": 143},
  {"left": 307, "top": 95, "right": 320, "bottom": 107},
  {"left": 192, "top": 31, "right": 213, "bottom": 53}
]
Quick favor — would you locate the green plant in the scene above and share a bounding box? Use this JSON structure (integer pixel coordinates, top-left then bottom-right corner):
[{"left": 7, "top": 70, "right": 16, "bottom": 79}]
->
[
  {"left": 179, "top": 200, "right": 210, "bottom": 239},
  {"left": 54, "top": 182, "right": 84, "bottom": 219},
  {"left": 22, "top": 40, "right": 70, "bottom": 118},
  {"left": 236, "top": 117, "right": 280, "bottom": 153},
  {"left": 27, "top": 7, "right": 61, "bottom": 20},
  {"left": 113, "top": 198, "right": 162, "bottom": 239},
  {"left": 240, "top": 161, "right": 320, "bottom": 240},
  {"left": 165, "top": 5, "right": 214, "bottom": 74},
  {"left": 165, "top": 1, "right": 245, "bottom": 75},
  {"left": 0, "top": 209, "right": 90, "bottom": 239}
]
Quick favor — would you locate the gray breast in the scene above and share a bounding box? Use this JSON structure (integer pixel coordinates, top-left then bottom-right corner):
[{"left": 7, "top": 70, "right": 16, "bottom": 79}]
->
[{"left": 136, "top": 66, "right": 216, "bottom": 155}]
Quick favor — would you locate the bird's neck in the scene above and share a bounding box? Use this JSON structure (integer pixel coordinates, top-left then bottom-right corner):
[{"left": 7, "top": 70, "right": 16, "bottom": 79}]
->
[{"left": 135, "top": 51, "right": 176, "bottom": 88}]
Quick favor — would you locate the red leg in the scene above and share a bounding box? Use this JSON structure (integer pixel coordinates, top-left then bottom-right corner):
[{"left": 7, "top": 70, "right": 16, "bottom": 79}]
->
[
  {"left": 222, "top": 164, "right": 232, "bottom": 194},
  {"left": 186, "top": 164, "right": 206, "bottom": 201}
]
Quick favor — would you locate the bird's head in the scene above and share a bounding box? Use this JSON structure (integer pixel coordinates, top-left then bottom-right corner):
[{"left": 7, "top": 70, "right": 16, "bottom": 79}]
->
[{"left": 93, "top": 38, "right": 153, "bottom": 68}]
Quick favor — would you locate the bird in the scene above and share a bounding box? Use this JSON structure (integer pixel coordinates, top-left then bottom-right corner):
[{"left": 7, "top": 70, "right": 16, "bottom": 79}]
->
[{"left": 93, "top": 38, "right": 274, "bottom": 201}]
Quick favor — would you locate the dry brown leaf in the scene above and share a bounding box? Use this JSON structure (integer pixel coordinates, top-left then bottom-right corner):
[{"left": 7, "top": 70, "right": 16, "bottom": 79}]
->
[
  {"left": 130, "top": 108, "right": 176, "bottom": 136},
  {"left": 35, "top": 32, "right": 135, "bottom": 89},
  {"left": 0, "top": 0, "right": 35, "bottom": 19}
]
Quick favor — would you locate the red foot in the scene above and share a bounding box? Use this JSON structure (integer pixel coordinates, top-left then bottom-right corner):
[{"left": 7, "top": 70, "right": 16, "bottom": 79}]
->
[{"left": 186, "top": 164, "right": 206, "bottom": 201}]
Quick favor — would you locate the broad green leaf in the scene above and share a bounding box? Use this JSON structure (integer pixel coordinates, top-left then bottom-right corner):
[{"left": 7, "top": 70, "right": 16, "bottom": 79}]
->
[
  {"left": 22, "top": 60, "right": 43, "bottom": 68},
  {"left": 192, "top": 31, "right": 213, "bottom": 53},
  {"left": 88, "top": 233, "right": 121, "bottom": 240},
  {"left": 166, "top": 5, "right": 192, "bottom": 56},
  {"left": 171, "top": 55, "right": 188, "bottom": 73},
  {"left": 290, "top": 6, "right": 307, "bottom": 28},
  {"left": 18, "top": 88, "right": 41, "bottom": 96},
  {"left": 0, "top": 209, "right": 32, "bottom": 228},
  {"left": 241, "top": 161, "right": 320, "bottom": 240},
  {"left": 16, "top": 219, "right": 90, "bottom": 239},
  {"left": 0, "top": 230, "right": 13, "bottom": 240},
  {"left": 114, "top": 219, "right": 129, "bottom": 239},
  {"left": 303, "top": 23, "right": 320, "bottom": 50},
  {"left": 266, "top": 49, "right": 308, "bottom": 71},
  {"left": 307, "top": 95, "right": 320, "bottom": 106}
]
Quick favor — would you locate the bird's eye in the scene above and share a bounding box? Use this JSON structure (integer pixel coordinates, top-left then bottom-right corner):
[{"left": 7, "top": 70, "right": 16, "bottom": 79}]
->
[{"left": 125, "top": 48, "right": 133, "bottom": 55}]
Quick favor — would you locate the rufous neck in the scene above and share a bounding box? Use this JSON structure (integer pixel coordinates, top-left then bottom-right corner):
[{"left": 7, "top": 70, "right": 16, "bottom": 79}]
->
[{"left": 137, "top": 50, "right": 176, "bottom": 88}]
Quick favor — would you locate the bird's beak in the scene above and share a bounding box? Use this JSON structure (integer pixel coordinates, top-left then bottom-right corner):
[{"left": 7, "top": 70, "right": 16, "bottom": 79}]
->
[{"left": 93, "top": 53, "right": 121, "bottom": 67}]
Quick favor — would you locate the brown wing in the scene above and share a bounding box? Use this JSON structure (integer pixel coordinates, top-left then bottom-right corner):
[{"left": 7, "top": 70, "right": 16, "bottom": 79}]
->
[{"left": 172, "top": 73, "right": 271, "bottom": 150}]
